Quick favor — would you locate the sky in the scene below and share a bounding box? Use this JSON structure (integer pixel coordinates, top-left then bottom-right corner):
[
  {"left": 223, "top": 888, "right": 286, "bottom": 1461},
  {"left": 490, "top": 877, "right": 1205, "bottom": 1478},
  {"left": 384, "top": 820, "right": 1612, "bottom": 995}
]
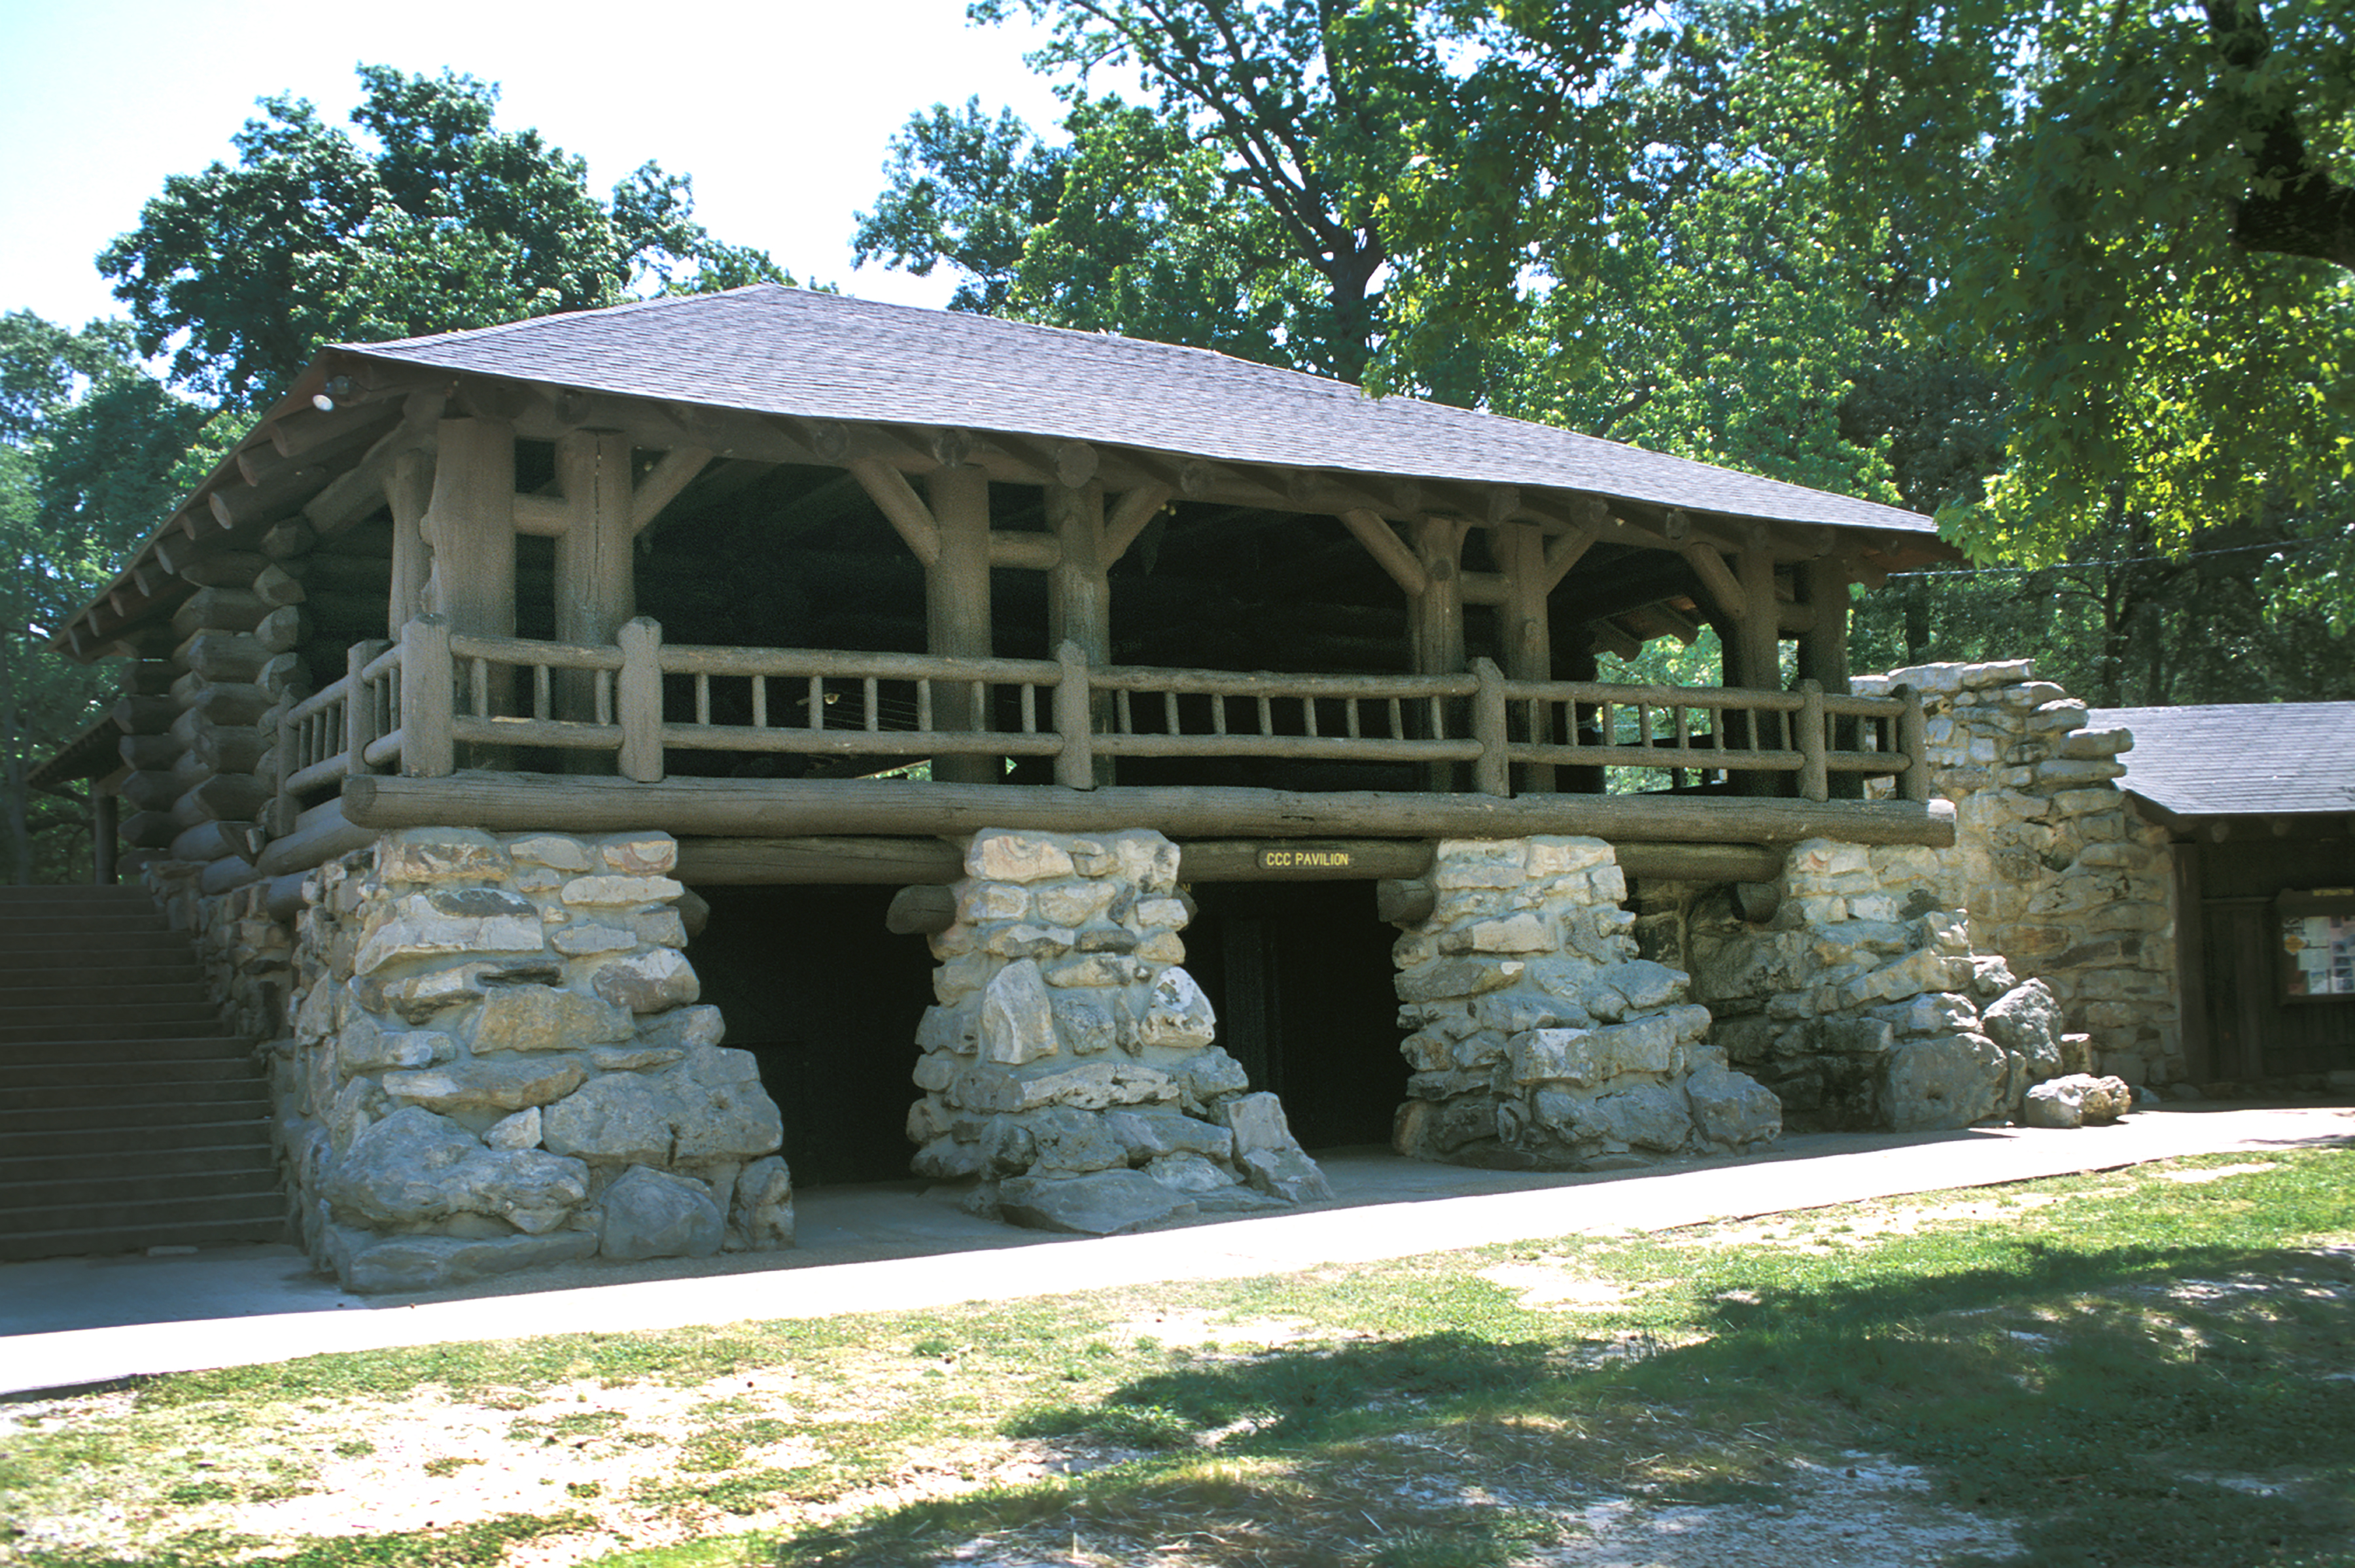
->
[{"left": 0, "top": 0, "right": 1087, "bottom": 333}]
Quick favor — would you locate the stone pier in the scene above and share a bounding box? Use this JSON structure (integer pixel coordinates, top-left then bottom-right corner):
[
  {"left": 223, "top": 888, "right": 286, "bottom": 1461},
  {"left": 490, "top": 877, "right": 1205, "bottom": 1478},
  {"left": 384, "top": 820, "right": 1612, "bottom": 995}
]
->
[
  {"left": 243, "top": 828, "right": 791, "bottom": 1293},
  {"left": 1389, "top": 836, "right": 1781, "bottom": 1169},
  {"left": 906, "top": 828, "right": 1330, "bottom": 1234}
]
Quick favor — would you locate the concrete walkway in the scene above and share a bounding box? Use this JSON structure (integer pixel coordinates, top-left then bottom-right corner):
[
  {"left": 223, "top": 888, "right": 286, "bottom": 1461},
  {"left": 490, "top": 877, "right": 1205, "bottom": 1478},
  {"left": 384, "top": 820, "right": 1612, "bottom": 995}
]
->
[{"left": 5, "top": 1104, "right": 2348, "bottom": 1399}]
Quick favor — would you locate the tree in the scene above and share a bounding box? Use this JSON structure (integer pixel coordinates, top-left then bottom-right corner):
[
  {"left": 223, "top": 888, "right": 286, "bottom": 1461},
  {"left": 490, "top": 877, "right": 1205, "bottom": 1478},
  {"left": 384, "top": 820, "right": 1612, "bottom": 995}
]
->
[
  {"left": 100, "top": 65, "right": 789, "bottom": 411},
  {"left": 0, "top": 315, "right": 218, "bottom": 882}
]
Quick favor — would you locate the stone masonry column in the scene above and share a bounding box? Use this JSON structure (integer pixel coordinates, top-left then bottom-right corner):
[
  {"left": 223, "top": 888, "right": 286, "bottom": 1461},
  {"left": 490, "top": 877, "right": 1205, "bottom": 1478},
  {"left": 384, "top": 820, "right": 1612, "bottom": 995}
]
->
[
  {"left": 1389, "top": 836, "right": 1780, "bottom": 1170},
  {"left": 906, "top": 828, "right": 1331, "bottom": 1234}
]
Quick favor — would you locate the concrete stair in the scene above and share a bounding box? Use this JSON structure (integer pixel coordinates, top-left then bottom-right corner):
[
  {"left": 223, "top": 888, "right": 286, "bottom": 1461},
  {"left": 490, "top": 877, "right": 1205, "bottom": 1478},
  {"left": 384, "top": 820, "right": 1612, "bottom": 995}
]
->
[{"left": 0, "top": 886, "right": 286, "bottom": 1262}]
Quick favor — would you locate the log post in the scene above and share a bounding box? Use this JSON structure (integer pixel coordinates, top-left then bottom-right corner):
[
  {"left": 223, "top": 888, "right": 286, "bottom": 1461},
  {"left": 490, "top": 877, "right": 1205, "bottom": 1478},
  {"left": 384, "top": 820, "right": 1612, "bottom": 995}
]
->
[
  {"left": 1472, "top": 657, "right": 1510, "bottom": 797},
  {"left": 555, "top": 430, "right": 635, "bottom": 765},
  {"left": 1410, "top": 515, "right": 1469, "bottom": 791},
  {"left": 1798, "top": 678, "right": 1828, "bottom": 803},
  {"left": 1046, "top": 479, "right": 1114, "bottom": 785},
  {"left": 1053, "top": 640, "right": 1096, "bottom": 790},
  {"left": 92, "top": 788, "right": 117, "bottom": 885},
  {"left": 928, "top": 464, "right": 996, "bottom": 785},
  {"left": 386, "top": 447, "right": 434, "bottom": 635},
  {"left": 401, "top": 614, "right": 455, "bottom": 777},
  {"left": 1895, "top": 684, "right": 1931, "bottom": 803},
  {"left": 1797, "top": 557, "right": 1858, "bottom": 798},
  {"left": 425, "top": 419, "right": 517, "bottom": 765},
  {"left": 1496, "top": 521, "right": 1556, "bottom": 791},
  {"left": 344, "top": 640, "right": 388, "bottom": 778},
  {"left": 617, "top": 616, "right": 665, "bottom": 784},
  {"left": 1725, "top": 544, "right": 1783, "bottom": 795}
]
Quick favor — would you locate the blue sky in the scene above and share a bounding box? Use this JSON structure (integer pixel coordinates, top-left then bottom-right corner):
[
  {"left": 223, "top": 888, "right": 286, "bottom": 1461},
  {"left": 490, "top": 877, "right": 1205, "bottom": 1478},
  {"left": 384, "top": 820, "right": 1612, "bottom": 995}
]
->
[{"left": 0, "top": 0, "right": 1083, "bottom": 331}]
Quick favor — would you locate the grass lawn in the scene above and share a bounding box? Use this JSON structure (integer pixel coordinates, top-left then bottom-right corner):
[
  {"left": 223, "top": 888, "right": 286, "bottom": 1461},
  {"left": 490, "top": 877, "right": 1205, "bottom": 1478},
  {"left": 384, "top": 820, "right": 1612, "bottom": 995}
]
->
[{"left": 3, "top": 1145, "right": 2351, "bottom": 1568}]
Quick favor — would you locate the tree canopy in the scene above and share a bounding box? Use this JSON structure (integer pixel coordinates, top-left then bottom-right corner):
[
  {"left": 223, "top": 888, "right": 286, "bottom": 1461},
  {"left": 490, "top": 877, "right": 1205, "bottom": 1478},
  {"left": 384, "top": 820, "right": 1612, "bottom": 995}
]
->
[{"left": 100, "top": 64, "right": 788, "bottom": 411}]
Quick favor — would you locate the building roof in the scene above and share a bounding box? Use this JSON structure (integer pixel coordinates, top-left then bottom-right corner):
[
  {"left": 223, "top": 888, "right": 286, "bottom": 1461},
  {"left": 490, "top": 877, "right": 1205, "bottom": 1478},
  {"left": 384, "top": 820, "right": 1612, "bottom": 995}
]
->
[
  {"left": 347, "top": 285, "right": 1937, "bottom": 538},
  {"left": 2093, "top": 703, "right": 2355, "bottom": 821}
]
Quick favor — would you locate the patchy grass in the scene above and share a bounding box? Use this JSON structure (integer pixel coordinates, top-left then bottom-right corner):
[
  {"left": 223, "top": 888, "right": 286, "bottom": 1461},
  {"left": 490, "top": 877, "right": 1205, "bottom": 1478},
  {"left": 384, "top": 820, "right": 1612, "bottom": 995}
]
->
[{"left": 4, "top": 1147, "right": 2352, "bottom": 1567}]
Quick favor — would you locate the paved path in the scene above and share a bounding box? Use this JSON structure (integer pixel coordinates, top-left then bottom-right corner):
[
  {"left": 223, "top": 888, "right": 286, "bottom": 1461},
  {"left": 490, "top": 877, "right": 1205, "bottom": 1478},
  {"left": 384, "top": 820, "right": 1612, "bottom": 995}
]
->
[{"left": 4, "top": 1104, "right": 2347, "bottom": 1398}]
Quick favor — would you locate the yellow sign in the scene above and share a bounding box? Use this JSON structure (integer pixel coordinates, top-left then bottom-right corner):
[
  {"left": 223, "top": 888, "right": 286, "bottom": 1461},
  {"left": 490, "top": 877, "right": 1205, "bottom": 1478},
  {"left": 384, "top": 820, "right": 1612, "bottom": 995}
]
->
[{"left": 1257, "top": 846, "right": 1353, "bottom": 871}]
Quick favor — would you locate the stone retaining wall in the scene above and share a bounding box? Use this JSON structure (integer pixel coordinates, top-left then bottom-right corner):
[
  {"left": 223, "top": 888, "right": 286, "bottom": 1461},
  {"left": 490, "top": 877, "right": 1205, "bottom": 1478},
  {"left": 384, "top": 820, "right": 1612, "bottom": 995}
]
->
[
  {"left": 1389, "top": 836, "right": 1781, "bottom": 1168},
  {"left": 1855, "top": 661, "right": 2183, "bottom": 1085},
  {"left": 907, "top": 828, "right": 1330, "bottom": 1234},
  {"left": 198, "top": 828, "right": 792, "bottom": 1293}
]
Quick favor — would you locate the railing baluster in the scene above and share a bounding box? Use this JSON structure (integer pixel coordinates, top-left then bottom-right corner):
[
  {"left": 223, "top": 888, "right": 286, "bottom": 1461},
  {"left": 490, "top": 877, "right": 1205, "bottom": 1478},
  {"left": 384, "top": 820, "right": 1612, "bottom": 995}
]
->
[
  {"left": 1388, "top": 696, "right": 1404, "bottom": 739},
  {"left": 470, "top": 657, "right": 488, "bottom": 718},
  {"left": 616, "top": 617, "right": 663, "bottom": 782},
  {"left": 1346, "top": 698, "right": 1361, "bottom": 739},
  {"left": 532, "top": 663, "right": 551, "bottom": 721},
  {"left": 1020, "top": 683, "right": 1038, "bottom": 733},
  {"left": 695, "top": 672, "right": 711, "bottom": 726},
  {"left": 750, "top": 675, "right": 767, "bottom": 730},
  {"left": 805, "top": 675, "right": 823, "bottom": 731},
  {"left": 1117, "top": 688, "right": 1133, "bottom": 735},
  {"left": 401, "top": 615, "right": 455, "bottom": 777},
  {"left": 595, "top": 669, "right": 613, "bottom": 727},
  {"left": 1303, "top": 696, "right": 1319, "bottom": 739},
  {"left": 864, "top": 676, "right": 879, "bottom": 732},
  {"left": 1211, "top": 693, "right": 1228, "bottom": 737},
  {"left": 1799, "top": 679, "right": 1828, "bottom": 801},
  {"left": 916, "top": 679, "right": 933, "bottom": 731},
  {"left": 1162, "top": 689, "right": 1179, "bottom": 736}
]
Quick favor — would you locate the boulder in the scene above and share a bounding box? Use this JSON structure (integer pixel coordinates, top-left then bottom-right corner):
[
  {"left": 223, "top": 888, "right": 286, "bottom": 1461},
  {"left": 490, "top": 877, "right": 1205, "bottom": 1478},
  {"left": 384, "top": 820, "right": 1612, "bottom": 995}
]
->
[
  {"left": 1882, "top": 1032, "right": 2008, "bottom": 1130},
  {"left": 1686, "top": 1066, "right": 1783, "bottom": 1147},
  {"left": 600, "top": 1164, "right": 725, "bottom": 1261},
  {"left": 997, "top": 1168, "right": 1197, "bottom": 1234},
  {"left": 381, "top": 1056, "right": 587, "bottom": 1115},
  {"left": 1217, "top": 1092, "right": 1333, "bottom": 1202},
  {"left": 325, "top": 1106, "right": 589, "bottom": 1232},
  {"left": 590, "top": 948, "right": 699, "bottom": 1013},
  {"left": 1981, "top": 980, "right": 2065, "bottom": 1079},
  {"left": 1137, "top": 967, "right": 1217, "bottom": 1050},
  {"left": 1590, "top": 1081, "right": 1692, "bottom": 1153},
  {"left": 2023, "top": 1072, "right": 2136, "bottom": 1128},
  {"left": 541, "top": 1048, "right": 782, "bottom": 1165},
  {"left": 328, "top": 1226, "right": 596, "bottom": 1294},
  {"left": 470, "top": 985, "right": 635, "bottom": 1053},
  {"left": 730, "top": 1155, "right": 795, "bottom": 1249},
  {"left": 980, "top": 958, "right": 1057, "bottom": 1064}
]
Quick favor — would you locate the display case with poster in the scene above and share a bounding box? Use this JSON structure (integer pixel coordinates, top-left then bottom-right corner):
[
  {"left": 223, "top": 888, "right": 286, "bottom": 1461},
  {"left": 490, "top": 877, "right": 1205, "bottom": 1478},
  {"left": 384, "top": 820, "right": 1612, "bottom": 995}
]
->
[{"left": 2280, "top": 890, "right": 2355, "bottom": 1000}]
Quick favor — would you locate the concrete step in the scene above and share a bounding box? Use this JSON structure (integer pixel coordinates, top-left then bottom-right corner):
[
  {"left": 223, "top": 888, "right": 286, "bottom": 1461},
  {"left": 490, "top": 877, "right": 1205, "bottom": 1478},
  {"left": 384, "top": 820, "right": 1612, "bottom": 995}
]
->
[
  {"left": 0, "top": 1162, "right": 284, "bottom": 1215},
  {"left": 0, "top": 1054, "right": 261, "bottom": 1090},
  {"left": 0, "top": 1090, "right": 270, "bottom": 1134},
  {"left": 0, "top": 1211, "right": 290, "bottom": 1264},
  {"left": 0, "top": 932, "right": 193, "bottom": 962},
  {"left": 0, "top": 1036, "right": 259, "bottom": 1067},
  {"left": 0, "top": 1117, "right": 273, "bottom": 1159},
  {"left": 0, "top": 913, "right": 172, "bottom": 937},
  {"left": 0, "top": 1138, "right": 271, "bottom": 1186},
  {"left": 0, "top": 1011, "right": 234, "bottom": 1045},
  {"left": 0, "top": 981, "right": 213, "bottom": 1010}
]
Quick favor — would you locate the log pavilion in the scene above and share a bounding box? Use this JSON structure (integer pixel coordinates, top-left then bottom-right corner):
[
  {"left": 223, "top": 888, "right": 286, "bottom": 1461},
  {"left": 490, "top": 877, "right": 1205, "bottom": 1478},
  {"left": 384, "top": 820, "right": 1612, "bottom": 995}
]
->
[{"left": 32, "top": 285, "right": 1976, "bottom": 1268}]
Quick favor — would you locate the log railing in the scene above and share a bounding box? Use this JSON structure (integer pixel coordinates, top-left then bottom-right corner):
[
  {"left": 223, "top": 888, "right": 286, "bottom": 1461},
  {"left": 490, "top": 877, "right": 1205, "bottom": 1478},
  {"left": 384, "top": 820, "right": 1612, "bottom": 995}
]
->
[{"left": 274, "top": 617, "right": 1929, "bottom": 825}]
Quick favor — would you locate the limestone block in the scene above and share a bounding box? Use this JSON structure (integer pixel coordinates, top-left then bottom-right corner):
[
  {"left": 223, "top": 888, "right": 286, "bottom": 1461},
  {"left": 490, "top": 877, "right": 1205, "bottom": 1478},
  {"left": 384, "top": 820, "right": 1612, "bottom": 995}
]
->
[
  {"left": 1170, "top": 1049, "right": 1251, "bottom": 1113},
  {"left": 1871, "top": 991, "right": 1980, "bottom": 1039},
  {"left": 1145, "top": 1152, "right": 1234, "bottom": 1193},
  {"left": 1882, "top": 1032, "right": 2007, "bottom": 1130},
  {"left": 2059, "top": 727, "right": 2131, "bottom": 759},
  {"left": 915, "top": 1051, "right": 956, "bottom": 1092},
  {"left": 954, "top": 1060, "right": 1178, "bottom": 1113},
  {"left": 1393, "top": 1094, "right": 1499, "bottom": 1159},
  {"left": 561, "top": 874, "right": 684, "bottom": 907},
  {"left": 1838, "top": 946, "right": 1964, "bottom": 1009},
  {"left": 1102, "top": 1107, "right": 1234, "bottom": 1163},
  {"left": 337, "top": 1015, "right": 455, "bottom": 1075},
  {"left": 1806, "top": 920, "right": 1916, "bottom": 970},
  {"left": 353, "top": 890, "right": 546, "bottom": 974},
  {"left": 981, "top": 958, "right": 1058, "bottom": 1064},
  {"left": 1473, "top": 988, "right": 1594, "bottom": 1036},
  {"left": 505, "top": 834, "right": 593, "bottom": 872},
  {"left": 1591, "top": 1081, "right": 1693, "bottom": 1153},
  {"left": 591, "top": 949, "right": 700, "bottom": 1013},
  {"left": 1578, "top": 959, "right": 1686, "bottom": 1022},
  {"left": 601, "top": 1164, "right": 725, "bottom": 1261},
  {"left": 1687, "top": 1066, "right": 1782, "bottom": 1146},
  {"left": 907, "top": 1096, "right": 951, "bottom": 1145},
  {"left": 1981, "top": 979, "right": 2065, "bottom": 1066},
  {"left": 1238, "top": 1143, "right": 1334, "bottom": 1203},
  {"left": 1440, "top": 913, "right": 1554, "bottom": 955},
  {"left": 597, "top": 833, "right": 678, "bottom": 875},
  {"left": 1138, "top": 967, "right": 1217, "bottom": 1050},
  {"left": 328, "top": 1227, "right": 597, "bottom": 1294},
  {"left": 588, "top": 1045, "right": 686, "bottom": 1071},
  {"left": 1043, "top": 954, "right": 1147, "bottom": 988},
  {"left": 998, "top": 1169, "right": 1197, "bottom": 1234},
  {"left": 2059, "top": 1033, "right": 2095, "bottom": 1075},
  {"left": 1396, "top": 957, "right": 1526, "bottom": 1003},
  {"left": 552, "top": 924, "right": 639, "bottom": 957},
  {"left": 383, "top": 1056, "right": 587, "bottom": 1115},
  {"left": 637, "top": 1003, "right": 725, "bottom": 1051},
  {"left": 912, "top": 1135, "right": 986, "bottom": 1181},
  {"left": 1135, "top": 932, "right": 1186, "bottom": 966},
  {"left": 968, "top": 830, "right": 1075, "bottom": 884},
  {"left": 1508, "top": 1013, "right": 1679, "bottom": 1087},
  {"left": 485, "top": 1107, "right": 542, "bottom": 1150},
  {"left": 986, "top": 923, "right": 1079, "bottom": 960},
  {"left": 372, "top": 962, "right": 530, "bottom": 1024},
  {"left": 1108, "top": 829, "right": 1181, "bottom": 892},
  {"left": 377, "top": 828, "right": 511, "bottom": 884},
  {"left": 1019, "top": 1106, "right": 1130, "bottom": 1173},
  {"left": 470, "top": 984, "right": 635, "bottom": 1054},
  {"left": 1075, "top": 922, "right": 1140, "bottom": 954},
  {"left": 328, "top": 1075, "right": 390, "bottom": 1153},
  {"left": 541, "top": 1050, "right": 782, "bottom": 1165},
  {"left": 731, "top": 1155, "right": 795, "bottom": 1249},
  {"left": 1524, "top": 836, "right": 1614, "bottom": 876},
  {"left": 1037, "top": 880, "right": 1120, "bottom": 927},
  {"left": 325, "top": 1106, "right": 589, "bottom": 1231},
  {"left": 1430, "top": 841, "right": 1527, "bottom": 890},
  {"left": 2051, "top": 787, "right": 2122, "bottom": 817},
  {"left": 1051, "top": 990, "right": 1117, "bottom": 1055},
  {"left": 1966, "top": 954, "right": 2019, "bottom": 1001},
  {"left": 961, "top": 882, "right": 1031, "bottom": 922},
  {"left": 2027, "top": 699, "right": 2089, "bottom": 734},
  {"left": 916, "top": 1002, "right": 979, "bottom": 1054}
]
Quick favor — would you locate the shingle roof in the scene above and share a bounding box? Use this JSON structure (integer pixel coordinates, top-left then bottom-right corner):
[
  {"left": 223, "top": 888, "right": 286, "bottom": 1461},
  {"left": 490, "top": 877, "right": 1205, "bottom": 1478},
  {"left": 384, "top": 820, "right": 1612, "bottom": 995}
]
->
[
  {"left": 345, "top": 284, "right": 1936, "bottom": 537},
  {"left": 2092, "top": 703, "right": 2355, "bottom": 819}
]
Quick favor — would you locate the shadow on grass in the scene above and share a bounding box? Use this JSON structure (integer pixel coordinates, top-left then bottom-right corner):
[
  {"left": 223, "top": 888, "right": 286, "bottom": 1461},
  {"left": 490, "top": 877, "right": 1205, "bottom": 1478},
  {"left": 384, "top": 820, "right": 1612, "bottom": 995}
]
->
[{"left": 775, "top": 1235, "right": 2355, "bottom": 1568}]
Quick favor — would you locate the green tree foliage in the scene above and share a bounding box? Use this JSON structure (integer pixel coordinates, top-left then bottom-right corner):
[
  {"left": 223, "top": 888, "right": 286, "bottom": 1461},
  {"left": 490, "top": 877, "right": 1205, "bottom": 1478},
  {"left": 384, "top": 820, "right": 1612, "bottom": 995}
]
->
[
  {"left": 0, "top": 315, "right": 219, "bottom": 882},
  {"left": 100, "top": 64, "right": 788, "bottom": 411}
]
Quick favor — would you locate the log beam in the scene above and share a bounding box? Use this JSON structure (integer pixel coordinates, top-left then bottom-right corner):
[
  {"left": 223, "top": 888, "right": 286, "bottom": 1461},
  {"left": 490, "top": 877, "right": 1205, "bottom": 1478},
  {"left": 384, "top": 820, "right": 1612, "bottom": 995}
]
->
[{"left": 343, "top": 771, "right": 1957, "bottom": 847}]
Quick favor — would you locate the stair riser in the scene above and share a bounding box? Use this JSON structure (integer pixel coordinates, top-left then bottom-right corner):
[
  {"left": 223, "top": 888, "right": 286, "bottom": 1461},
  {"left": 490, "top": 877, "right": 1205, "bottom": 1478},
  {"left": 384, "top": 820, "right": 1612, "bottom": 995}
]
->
[
  {"left": 0, "top": 1120, "right": 273, "bottom": 1158},
  {"left": 0, "top": 1098, "right": 270, "bottom": 1136},
  {"left": 0, "top": 1000, "right": 223, "bottom": 1029},
  {"left": 0, "top": 1165, "right": 284, "bottom": 1211},
  {"left": 0, "top": 1142, "right": 276, "bottom": 1183},
  {"left": 0, "top": 1036, "right": 259, "bottom": 1065},
  {"left": 5, "top": 1192, "right": 287, "bottom": 1235},
  {"left": 0, "top": 1215, "right": 290, "bottom": 1263},
  {"left": 0, "top": 984, "right": 213, "bottom": 1009},
  {"left": 0, "top": 935, "right": 194, "bottom": 960}
]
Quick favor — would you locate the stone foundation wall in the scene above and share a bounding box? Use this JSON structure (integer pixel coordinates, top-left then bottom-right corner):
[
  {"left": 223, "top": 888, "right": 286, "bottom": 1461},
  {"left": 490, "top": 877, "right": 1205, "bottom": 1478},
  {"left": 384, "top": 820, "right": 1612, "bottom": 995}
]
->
[
  {"left": 1390, "top": 837, "right": 1781, "bottom": 1169},
  {"left": 246, "top": 828, "right": 790, "bottom": 1293},
  {"left": 1855, "top": 661, "right": 2183, "bottom": 1085},
  {"left": 907, "top": 828, "right": 1329, "bottom": 1235},
  {"left": 1676, "top": 839, "right": 2082, "bottom": 1131}
]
